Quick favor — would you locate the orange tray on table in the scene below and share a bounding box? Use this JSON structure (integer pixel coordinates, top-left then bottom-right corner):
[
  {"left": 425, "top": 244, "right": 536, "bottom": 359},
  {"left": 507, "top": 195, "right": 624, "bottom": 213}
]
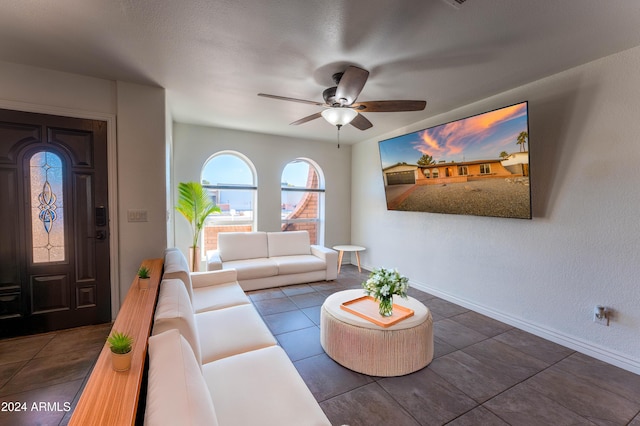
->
[{"left": 340, "top": 296, "right": 414, "bottom": 328}]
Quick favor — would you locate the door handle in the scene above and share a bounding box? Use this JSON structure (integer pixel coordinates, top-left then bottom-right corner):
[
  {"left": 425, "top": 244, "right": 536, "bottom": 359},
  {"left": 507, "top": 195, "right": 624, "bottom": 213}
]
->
[{"left": 95, "top": 230, "right": 107, "bottom": 240}]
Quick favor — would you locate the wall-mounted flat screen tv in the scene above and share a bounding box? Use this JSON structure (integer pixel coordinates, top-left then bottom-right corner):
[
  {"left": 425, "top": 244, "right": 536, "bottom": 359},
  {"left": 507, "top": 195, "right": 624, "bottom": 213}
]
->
[{"left": 378, "top": 101, "right": 531, "bottom": 219}]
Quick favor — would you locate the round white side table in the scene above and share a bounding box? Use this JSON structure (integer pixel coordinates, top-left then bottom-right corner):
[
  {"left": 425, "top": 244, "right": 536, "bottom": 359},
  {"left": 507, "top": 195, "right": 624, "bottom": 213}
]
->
[{"left": 332, "top": 245, "right": 366, "bottom": 273}]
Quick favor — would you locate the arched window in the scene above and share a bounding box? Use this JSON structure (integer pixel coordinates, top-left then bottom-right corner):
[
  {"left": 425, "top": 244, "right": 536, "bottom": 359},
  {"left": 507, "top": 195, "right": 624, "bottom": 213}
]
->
[
  {"left": 432, "top": 168, "right": 440, "bottom": 178},
  {"left": 201, "top": 151, "right": 256, "bottom": 251},
  {"left": 281, "top": 159, "right": 324, "bottom": 245}
]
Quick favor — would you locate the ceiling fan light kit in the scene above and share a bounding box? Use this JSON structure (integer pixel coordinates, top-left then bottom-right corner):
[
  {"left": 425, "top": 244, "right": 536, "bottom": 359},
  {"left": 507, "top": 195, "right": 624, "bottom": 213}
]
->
[
  {"left": 321, "top": 107, "right": 358, "bottom": 127},
  {"left": 258, "top": 65, "right": 426, "bottom": 133}
]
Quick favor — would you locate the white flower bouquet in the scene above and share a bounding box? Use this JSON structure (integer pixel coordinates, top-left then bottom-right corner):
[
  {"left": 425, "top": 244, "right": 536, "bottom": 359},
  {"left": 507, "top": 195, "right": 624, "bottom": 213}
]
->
[{"left": 362, "top": 267, "right": 409, "bottom": 316}]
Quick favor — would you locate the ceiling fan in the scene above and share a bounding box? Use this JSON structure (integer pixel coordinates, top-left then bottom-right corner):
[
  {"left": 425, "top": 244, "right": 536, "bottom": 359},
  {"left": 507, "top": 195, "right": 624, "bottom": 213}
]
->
[{"left": 258, "top": 66, "right": 426, "bottom": 131}]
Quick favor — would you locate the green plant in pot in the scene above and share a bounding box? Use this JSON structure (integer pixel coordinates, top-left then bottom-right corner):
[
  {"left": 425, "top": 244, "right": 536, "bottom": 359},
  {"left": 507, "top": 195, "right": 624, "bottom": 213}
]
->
[
  {"left": 107, "top": 331, "right": 133, "bottom": 372},
  {"left": 175, "top": 181, "right": 221, "bottom": 271},
  {"left": 137, "top": 265, "right": 150, "bottom": 289}
]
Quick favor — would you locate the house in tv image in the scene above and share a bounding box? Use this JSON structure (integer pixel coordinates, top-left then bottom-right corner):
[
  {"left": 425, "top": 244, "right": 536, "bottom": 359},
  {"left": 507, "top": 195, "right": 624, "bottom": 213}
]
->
[
  {"left": 382, "top": 152, "right": 530, "bottom": 219},
  {"left": 419, "top": 154, "right": 529, "bottom": 185},
  {"left": 381, "top": 162, "right": 421, "bottom": 186}
]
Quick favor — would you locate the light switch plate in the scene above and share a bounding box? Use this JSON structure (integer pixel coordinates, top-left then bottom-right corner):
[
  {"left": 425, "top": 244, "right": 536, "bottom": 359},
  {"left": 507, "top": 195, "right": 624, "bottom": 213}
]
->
[{"left": 127, "top": 209, "right": 148, "bottom": 222}]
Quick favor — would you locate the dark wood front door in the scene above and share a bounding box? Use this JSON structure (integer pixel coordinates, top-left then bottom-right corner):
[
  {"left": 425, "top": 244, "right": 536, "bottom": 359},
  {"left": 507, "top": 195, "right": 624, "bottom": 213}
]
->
[{"left": 0, "top": 109, "right": 111, "bottom": 337}]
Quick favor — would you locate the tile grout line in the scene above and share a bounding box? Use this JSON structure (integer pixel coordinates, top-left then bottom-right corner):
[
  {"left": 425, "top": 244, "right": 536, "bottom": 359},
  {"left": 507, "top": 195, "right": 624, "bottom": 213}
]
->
[
  {"left": 0, "top": 331, "right": 57, "bottom": 397},
  {"left": 442, "top": 341, "right": 581, "bottom": 425}
]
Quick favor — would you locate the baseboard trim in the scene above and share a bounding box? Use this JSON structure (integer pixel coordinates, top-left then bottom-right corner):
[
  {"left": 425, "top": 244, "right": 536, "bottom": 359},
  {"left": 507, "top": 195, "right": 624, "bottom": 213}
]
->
[
  {"left": 353, "top": 262, "right": 640, "bottom": 375},
  {"left": 409, "top": 279, "right": 640, "bottom": 375}
]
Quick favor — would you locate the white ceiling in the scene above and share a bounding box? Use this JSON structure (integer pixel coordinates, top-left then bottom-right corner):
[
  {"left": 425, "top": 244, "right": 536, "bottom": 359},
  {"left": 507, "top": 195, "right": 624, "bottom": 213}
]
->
[{"left": 2, "top": 0, "right": 640, "bottom": 144}]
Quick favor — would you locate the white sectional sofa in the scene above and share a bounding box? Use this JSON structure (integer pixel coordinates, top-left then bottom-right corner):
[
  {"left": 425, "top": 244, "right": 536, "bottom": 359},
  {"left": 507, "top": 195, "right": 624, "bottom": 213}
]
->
[
  {"left": 206, "top": 231, "right": 338, "bottom": 291},
  {"left": 145, "top": 249, "right": 330, "bottom": 426},
  {"left": 164, "top": 247, "right": 249, "bottom": 314}
]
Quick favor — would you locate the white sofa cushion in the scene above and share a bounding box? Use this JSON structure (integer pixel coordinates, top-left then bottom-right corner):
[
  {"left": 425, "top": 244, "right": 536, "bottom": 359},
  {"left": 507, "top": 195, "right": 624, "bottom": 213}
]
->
[
  {"left": 271, "top": 254, "right": 326, "bottom": 275},
  {"left": 163, "top": 249, "right": 194, "bottom": 301},
  {"left": 218, "top": 231, "right": 268, "bottom": 262},
  {"left": 189, "top": 269, "right": 251, "bottom": 313},
  {"left": 152, "top": 279, "right": 202, "bottom": 366},
  {"left": 197, "top": 304, "right": 277, "bottom": 364},
  {"left": 202, "top": 346, "right": 331, "bottom": 426},
  {"left": 145, "top": 329, "right": 219, "bottom": 426},
  {"left": 192, "top": 281, "right": 250, "bottom": 313},
  {"left": 267, "top": 230, "right": 311, "bottom": 257},
  {"left": 223, "top": 258, "right": 278, "bottom": 280}
]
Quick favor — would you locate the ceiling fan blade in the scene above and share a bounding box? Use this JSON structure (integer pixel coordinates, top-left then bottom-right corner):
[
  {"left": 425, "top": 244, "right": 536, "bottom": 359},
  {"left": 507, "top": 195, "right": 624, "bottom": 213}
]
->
[
  {"left": 349, "top": 113, "right": 373, "bottom": 130},
  {"left": 258, "top": 93, "right": 325, "bottom": 107},
  {"left": 290, "top": 112, "right": 323, "bottom": 125},
  {"left": 353, "top": 100, "right": 427, "bottom": 112},
  {"left": 334, "top": 66, "right": 369, "bottom": 106}
]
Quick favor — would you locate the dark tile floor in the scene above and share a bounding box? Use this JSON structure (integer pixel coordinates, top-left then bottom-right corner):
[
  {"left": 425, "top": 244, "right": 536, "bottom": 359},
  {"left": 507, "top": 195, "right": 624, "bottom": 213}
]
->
[
  {"left": 2, "top": 265, "right": 639, "bottom": 425},
  {"left": 0, "top": 322, "right": 111, "bottom": 426},
  {"left": 249, "top": 265, "right": 640, "bottom": 426}
]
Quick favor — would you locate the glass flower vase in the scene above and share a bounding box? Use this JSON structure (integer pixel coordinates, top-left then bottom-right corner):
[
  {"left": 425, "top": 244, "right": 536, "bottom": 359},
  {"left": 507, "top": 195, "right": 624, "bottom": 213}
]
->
[{"left": 378, "top": 296, "right": 393, "bottom": 317}]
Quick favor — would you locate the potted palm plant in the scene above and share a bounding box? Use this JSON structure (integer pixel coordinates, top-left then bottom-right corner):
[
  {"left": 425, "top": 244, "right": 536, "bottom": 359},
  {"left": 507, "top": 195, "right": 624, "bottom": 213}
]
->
[
  {"left": 175, "top": 181, "right": 221, "bottom": 271},
  {"left": 107, "top": 331, "right": 133, "bottom": 372},
  {"left": 137, "top": 265, "right": 150, "bottom": 289}
]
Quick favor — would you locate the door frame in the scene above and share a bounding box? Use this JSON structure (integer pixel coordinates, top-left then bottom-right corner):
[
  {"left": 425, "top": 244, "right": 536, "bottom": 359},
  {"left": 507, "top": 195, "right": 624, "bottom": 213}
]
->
[{"left": 0, "top": 99, "right": 121, "bottom": 318}]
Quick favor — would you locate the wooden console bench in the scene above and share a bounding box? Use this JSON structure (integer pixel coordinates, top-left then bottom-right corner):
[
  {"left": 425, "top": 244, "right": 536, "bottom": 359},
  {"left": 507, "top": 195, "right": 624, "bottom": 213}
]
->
[{"left": 69, "top": 258, "right": 163, "bottom": 426}]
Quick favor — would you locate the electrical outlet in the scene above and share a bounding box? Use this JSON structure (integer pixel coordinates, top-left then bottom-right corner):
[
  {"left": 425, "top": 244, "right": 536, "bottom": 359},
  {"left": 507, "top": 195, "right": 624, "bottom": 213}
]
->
[{"left": 593, "top": 305, "right": 609, "bottom": 326}]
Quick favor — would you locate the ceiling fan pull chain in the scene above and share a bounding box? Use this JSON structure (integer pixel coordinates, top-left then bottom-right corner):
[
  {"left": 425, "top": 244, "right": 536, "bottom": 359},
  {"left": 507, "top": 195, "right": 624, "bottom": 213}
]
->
[{"left": 337, "top": 125, "right": 341, "bottom": 149}]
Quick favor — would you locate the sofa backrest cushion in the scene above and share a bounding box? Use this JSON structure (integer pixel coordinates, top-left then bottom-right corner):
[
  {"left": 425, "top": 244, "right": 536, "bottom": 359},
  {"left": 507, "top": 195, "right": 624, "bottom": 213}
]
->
[
  {"left": 153, "top": 279, "right": 202, "bottom": 366},
  {"left": 218, "top": 231, "right": 269, "bottom": 262},
  {"left": 146, "top": 329, "right": 219, "bottom": 426},
  {"left": 162, "top": 249, "right": 194, "bottom": 302},
  {"left": 267, "top": 231, "right": 311, "bottom": 257}
]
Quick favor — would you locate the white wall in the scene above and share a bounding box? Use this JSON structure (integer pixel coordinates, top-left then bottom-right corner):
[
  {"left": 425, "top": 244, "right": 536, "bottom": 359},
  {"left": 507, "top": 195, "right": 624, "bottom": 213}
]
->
[
  {"left": 172, "top": 123, "right": 351, "bottom": 257},
  {"left": 0, "top": 61, "right": 168, "bottom": 314},
  {"left": 352, "top": 46, "right": 640, "bottom": 374},
  {"left": 0, "top": 61, "right": 116, "bottom": 113},
  {"left": 116, "top": 82, "right": 167, "bottom": 300}
]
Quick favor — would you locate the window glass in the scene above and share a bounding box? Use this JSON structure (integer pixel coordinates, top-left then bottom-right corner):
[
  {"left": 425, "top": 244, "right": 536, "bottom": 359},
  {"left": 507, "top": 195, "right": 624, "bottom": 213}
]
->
[
  {"left": 202, "top": 154, "right": 253, "bottom": 186},
  {"left": 201, "top": 152, "right": 256, "bottom": 251},
  {"left": 30, "top": 151, "right": 65, "bottom": 263},
  {"left": 281, "top": 159, "right": 324, "bottom": 245}
]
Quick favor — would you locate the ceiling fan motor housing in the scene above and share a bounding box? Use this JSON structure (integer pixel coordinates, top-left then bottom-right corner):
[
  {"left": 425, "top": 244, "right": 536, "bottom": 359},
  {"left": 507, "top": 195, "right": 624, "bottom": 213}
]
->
[
  {"left": 323, "top": 71, "right": 348, "bottom": 106},
  {"left": 323, "top": 86, "right": 341, "bottom": 106}
]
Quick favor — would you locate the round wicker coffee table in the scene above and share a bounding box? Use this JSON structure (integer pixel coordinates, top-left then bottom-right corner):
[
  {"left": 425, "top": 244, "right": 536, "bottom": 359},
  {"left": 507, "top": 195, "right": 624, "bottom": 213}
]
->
[{"left": 320, "top": 289, "right": 433, "bottom": 377}]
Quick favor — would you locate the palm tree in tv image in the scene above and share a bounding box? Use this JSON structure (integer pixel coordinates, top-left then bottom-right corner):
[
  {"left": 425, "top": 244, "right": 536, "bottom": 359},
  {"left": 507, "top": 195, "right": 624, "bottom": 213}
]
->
[{"left": 517, "top": 131, "right": 528, "bottom": 152}]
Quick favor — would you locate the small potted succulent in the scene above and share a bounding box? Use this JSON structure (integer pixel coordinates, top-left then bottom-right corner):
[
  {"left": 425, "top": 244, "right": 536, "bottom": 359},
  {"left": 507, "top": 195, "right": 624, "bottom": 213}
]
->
[
  {"left": 107, "top": 331, "right": 134, "bottom": 372},
  {"left": 137, "top": 265, "right": 150, "bottom": 289}
]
